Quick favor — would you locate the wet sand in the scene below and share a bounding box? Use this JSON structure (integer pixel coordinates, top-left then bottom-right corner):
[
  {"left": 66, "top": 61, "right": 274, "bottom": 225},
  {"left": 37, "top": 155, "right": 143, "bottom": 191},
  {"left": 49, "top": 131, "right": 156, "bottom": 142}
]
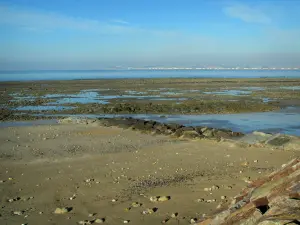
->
[{"left": 0, "top": 123, "right": 299, "bottom": 225}]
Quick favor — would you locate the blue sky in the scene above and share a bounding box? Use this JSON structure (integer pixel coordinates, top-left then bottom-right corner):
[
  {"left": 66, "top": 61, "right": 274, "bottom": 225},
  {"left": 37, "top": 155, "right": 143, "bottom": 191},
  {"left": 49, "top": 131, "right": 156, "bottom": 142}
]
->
[{"left": 0, "top": 0, "right": 300, "bottom": 70}]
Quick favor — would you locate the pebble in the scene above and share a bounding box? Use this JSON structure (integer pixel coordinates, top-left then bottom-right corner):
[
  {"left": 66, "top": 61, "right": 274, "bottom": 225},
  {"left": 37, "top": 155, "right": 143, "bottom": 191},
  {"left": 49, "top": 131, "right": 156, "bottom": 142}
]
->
[
  {"left": 94, "top": 218, "right": 105, "bottom": 223},
  {"left": 111, "top": 199, "right": 117, "bottom": 202},
  {"left": 190, "top": 218, "right": 198, "bottom": 224},
  {"left": 204, "top": 187, "right": 211, "bottom": 191},
  {"left": 158, "top": 196, "right": 171, "bottom": 202},
  {"left": 13, "top": 211, "right": 24, "bottom": 216},
  {"left": 78, "top": 220, "right": 93, "bottom": 225},
  {"left": 196, "top": 198, "right": 205, "bottom": 202},
  {"left": 211, "top": 185, "right": 219, "bottom": 190},
  {"left": 162, "top": 219, "right": 169, "bottom": 223},
  {"left": 254, "top": 160, "right": 258, "bottom": 163},
  {"left": 221, "top": 196, "right": 227, "bottom": 200},
  {"left": 54, "top": 207, "right": 72, "bottom": 214},
  {"left": 142, "top": 208, "right": 157, "bottom": 215},
  {"left": 131, "top": 202, "right": 142, "bottom": 208},
  {"left": 171, "top": 212, "right": 178, "bottom": 218},
  {"left": 123, "top": 220, "right": 130, "bottom": 223}
]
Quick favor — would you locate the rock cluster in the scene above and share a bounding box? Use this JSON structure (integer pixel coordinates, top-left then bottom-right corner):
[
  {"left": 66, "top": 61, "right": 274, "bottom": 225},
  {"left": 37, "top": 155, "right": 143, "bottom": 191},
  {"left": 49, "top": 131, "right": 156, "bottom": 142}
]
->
[
  {"left": 197, "top": 158, "right": 300, "bottom": 225},
  {"left": 59, "top": 117, "right": 244, "bottom": 140}
]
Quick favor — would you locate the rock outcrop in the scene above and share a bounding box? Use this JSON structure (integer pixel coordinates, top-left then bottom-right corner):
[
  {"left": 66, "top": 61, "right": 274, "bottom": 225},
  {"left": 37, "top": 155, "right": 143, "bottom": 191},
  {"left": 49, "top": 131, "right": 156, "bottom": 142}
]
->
[{"left": 197, "top": 158, "right": 300, "bottom": 225}]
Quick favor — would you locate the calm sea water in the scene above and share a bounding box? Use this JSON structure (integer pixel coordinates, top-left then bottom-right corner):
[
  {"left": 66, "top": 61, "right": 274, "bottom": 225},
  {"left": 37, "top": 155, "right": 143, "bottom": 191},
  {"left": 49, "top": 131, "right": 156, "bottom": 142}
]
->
[{"left": 1, "top": 70, "right": 300, "bottom": 81}]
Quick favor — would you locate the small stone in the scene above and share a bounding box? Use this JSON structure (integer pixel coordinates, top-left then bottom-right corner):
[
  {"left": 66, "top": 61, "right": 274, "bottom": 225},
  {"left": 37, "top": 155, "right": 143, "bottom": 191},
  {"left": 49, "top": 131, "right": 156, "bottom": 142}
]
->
[
  {"left": 196, "top": 198, "right": 205, "bottom": 202},
  {"left": 39, "top": 212, "right": 43, "bottom": 215},
  {"left": 204, "top": 187, "right": 211, "bottom": 191},
  {"left": 131, "top": 202, "right": 142, "bottom": 208},
  {"left": 123, "top": 220, "right": 130, "bottom": 223},
  {"left": 158, "top": 196, "right": 171, "bottom": 202},
  {"left": 254, "top": 160, "right": 258, "bottom": 163},
  {"left": 171, "top": 212, "right": 178, "bottom": 218},
  {"left": 142, "top": 208, "right": 157, "bottom": 215},
  {"left": 54, "top": 207, "right": 72, "bottom": 214},
  {"left": 211, "top": 185, "right": 219, "bottom": 190},
  {"left": 94, "top": 218, "right": 105, "bottom": 223},
  {"left": 88, "top": 213, "right": 96, "bottom": 217},
  {"left": 162, "top": 219, "right": 169, "bottom": 223},
  {"left": 190, "top": 218, "right": 198, "bottom": 224},
  {"left": 111, "top": 199, "right": 117, "bottom": 202},
  {"left": 78, "top": 220, "right": 92, "bottom": 225},
  {"left": 241, "top": 161, "right": 249, "bottom": 167},
  {"left": 124, "top": 207, "right": 131, "bottom": 212},
  {"left": 0, "top": 180, "right": 4, "bottom": 183},
  {"left": 149, "top": 196, "right": 158, "bottom": 202},
  {"left": 221, "top": 196, "right": 227, "bottom": 200},
  {"left": 13, "top": 211, "right": 24, "bottom": 216}
]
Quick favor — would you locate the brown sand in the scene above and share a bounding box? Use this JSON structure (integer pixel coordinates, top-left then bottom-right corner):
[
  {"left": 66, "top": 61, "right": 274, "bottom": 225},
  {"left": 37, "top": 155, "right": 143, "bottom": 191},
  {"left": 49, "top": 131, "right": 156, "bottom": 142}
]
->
[{"left": 0, "top": 123, "right": 299, "bottom": 225}]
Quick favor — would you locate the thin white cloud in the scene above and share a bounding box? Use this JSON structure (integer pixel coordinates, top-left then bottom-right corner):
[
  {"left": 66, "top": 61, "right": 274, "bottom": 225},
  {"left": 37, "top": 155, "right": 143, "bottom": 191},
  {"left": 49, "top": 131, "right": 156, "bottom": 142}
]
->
[
  {"left": 111, "top": 19, "right": 130, "bottom": 25},
  {"left": 223, "top": 4, "right": 271, "bottom": 24},
  {"left": 0, "top": 4, "right": 134, "bottom": 33}
]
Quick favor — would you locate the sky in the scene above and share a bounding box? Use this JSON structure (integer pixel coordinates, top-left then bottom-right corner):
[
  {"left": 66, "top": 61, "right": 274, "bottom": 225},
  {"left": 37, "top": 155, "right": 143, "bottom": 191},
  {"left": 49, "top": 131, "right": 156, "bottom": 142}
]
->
[{"left": 0, "top": 0, "right": 300, "bottom": 70}]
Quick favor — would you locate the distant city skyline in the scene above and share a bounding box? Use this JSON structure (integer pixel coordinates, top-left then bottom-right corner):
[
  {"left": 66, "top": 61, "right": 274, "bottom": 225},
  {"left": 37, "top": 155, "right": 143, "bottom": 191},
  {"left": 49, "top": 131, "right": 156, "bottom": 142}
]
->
[{"left": 1, "top": 0, "right": 300, "bottom": 70}]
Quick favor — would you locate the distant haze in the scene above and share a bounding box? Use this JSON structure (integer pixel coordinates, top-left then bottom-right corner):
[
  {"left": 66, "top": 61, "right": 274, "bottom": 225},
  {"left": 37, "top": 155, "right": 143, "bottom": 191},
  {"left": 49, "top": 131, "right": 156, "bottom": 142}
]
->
[{"left": 0, "top": 0, "right": 300, "bottom": 70}]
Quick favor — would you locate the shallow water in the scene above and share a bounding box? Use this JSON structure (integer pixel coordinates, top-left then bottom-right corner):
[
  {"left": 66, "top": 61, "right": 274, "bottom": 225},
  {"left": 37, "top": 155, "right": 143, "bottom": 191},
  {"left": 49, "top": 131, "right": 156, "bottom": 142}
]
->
[
  {"left": 203, "top": 90, "right": 252, "bottom": 96},
  {"left": 16, "top": 105, "right": 75, "bottom": 111},
  {"left": 1, "top": 70, "right": 300, "bottom": 81},
  {"left": 22, "top": 107, "right": 300, "bottom": 136}
]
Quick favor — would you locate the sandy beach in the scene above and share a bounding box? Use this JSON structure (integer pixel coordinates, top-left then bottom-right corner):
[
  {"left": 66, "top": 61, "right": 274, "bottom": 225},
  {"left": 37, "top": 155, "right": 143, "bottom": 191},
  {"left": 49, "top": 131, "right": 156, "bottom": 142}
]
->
[{"left": 0, "top": 121, "right": 299, "bottom": 225}]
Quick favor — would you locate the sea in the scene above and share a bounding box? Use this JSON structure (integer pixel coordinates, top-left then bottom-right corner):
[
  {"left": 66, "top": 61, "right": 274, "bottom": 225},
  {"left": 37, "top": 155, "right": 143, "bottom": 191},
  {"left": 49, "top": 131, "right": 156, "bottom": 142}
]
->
[{"left": 0, "top": 70, "right": 300, "bottom": 81}]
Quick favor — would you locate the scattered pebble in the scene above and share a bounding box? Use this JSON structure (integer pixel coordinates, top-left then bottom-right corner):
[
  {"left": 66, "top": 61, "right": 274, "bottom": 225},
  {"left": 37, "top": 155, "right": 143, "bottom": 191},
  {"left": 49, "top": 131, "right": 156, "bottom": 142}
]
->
[
  {"left": 171, "top": 212, "right": 178, "bottom": 218},
  {"left": 221, "top": 196, "right": 227, "bottom": 200},
  {"left": 54, "top": 207, "right": 72, "bottom": 214},
  {"left": 78, "top": 220, "right": 93, "bottom": 225},
  {"left": 94, "top": 218, "right": 105, "bottom": 223},
  {"left": 111, "top": 199, "right": 117, "bottom": 202},
  {"left": 190, "top": 218, "right": 198, "bottom": 224},
  {"left": 196, "top": 198, "right": 205, "bottom": 202},
  {"left": 131, "top": 202, "right": 142, "bottom": 208},
  {"left": 123, "top": 220, "right": 130, "bottom": 223},
  {"left": 162, "top": 219, "right": 169, "bottom": 223},
  {"left": 211, "top": 185, "right": 219, "bottom": 190},
  {"left": 254, "top": 160, "right": 258, "bottom": 163},
  {"left": 142, "top": 208, "right": 157, "bottom": 215},
  {"left": 13, "top": 211, "right": 24, "bottom": 216}
]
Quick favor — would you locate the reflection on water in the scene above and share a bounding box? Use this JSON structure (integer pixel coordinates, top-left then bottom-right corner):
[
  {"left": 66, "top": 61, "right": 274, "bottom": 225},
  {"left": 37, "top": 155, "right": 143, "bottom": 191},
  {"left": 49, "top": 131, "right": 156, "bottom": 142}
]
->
[{"left": 203, "top": 90, "right": 252, "bottom": 96}]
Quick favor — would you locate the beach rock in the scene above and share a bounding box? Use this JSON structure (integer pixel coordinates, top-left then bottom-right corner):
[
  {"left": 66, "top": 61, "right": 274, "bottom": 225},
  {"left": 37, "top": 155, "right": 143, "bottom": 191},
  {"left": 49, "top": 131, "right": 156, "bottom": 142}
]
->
[
  {"left": 202, "top": 129, "right": 215, "bottom": 138},
  {"left": 181, "top": 130, "right": 202, "bottom": 139},
  {"left": 239, "top": 132, "right": 272, "bottom": 144},
  {"left": 265, "top": 134, "right": 291, "bottom": 146},
  {"left": 196, "top": 158, "right": 300, "bottom": 225}
]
